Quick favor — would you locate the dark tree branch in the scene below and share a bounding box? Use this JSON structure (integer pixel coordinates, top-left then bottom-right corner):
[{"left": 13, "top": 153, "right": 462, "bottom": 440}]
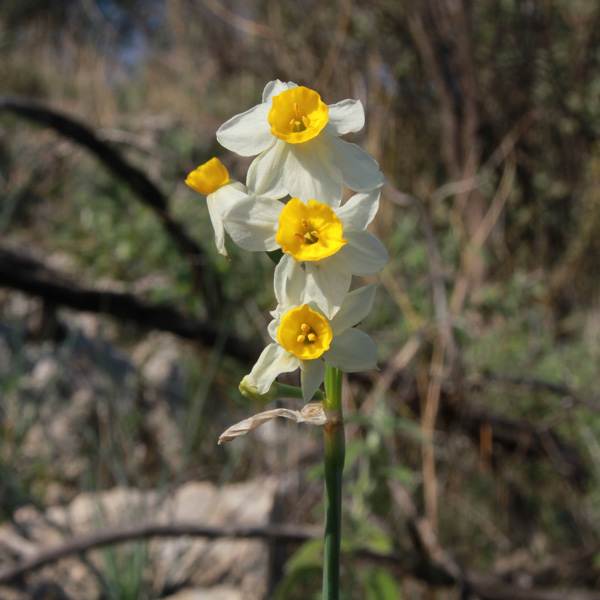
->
[
  {"left": 0, "top": 245, "right": 259, "bottom": 364},
  {"left": 1, "top": 514, "right": 598, "bottom": 600},
  {"left": 0, "top": 94, "right": 223, "bottom": 315},
  {"left": 0, "top": 522, "right": 318, "bottom": 584}
]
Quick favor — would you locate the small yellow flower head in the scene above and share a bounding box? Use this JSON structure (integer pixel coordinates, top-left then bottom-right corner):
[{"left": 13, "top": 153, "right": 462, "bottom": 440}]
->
[
  {"left": 276, "top": 198, "right": 347, "bottom": 262},
  {"left": 185, "top": 157, "right": 230, "bottom": 195},
  {"left": 277, "top": 304, "right": 333, "bottom": 360},
  {"left": 268, "top": 87, "right": 329, "bottom": 144}
]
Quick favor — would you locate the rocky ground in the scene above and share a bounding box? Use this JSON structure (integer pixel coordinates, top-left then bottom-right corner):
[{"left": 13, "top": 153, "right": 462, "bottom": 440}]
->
[
  {"left": 0, "top": 479, "right": 278, "bottom": 599},
  {"left": 0, "top": 294, "right": 304, "bottom": 599}
]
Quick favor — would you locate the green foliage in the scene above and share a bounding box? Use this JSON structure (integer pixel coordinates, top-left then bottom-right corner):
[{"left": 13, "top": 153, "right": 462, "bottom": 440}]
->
[
  {"left": 360, "top": 569, "right": 401, "bottom": 600},
  {"left": 276, "top": 537, "right": 402, "bottom": 600},
  {"left": 100, "top": 541, "right": 148, "bottom": 600}
]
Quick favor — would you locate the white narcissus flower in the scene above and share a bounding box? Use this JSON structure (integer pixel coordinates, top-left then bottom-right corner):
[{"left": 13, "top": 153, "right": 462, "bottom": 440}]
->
[
  {"left": 185, "top": 157, "right": 247, "bottom": 258},
  {"left": 241, "top": 272, "right": 379, "bottom": 403},
  {"left": 216, "top": 80, "right": 385, "bottom": 204},
  {"left": 222, "top": 188, "right": 388, "bottom": 318}
]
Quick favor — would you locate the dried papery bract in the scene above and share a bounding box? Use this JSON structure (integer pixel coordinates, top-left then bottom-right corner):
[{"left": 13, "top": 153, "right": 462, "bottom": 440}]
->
[{"left": 218, "top": 403, "right": 328, "bottom": 444}]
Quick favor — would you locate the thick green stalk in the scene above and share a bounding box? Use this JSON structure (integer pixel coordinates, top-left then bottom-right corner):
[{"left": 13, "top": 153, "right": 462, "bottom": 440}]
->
[{"left": 322, "top": 366, "right": 345, "bottom": 600}]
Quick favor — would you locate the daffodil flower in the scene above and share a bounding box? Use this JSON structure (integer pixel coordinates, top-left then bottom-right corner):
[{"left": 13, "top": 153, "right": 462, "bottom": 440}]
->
[
  {"left": 241, "top": 278, "right": 378, "bottom": 403},
  {"left": 216, "top": 80, "right": 385, "bottom": 204},
  {"left": 185, "top": 157, "right": 247, "bottom": 257},
  {"left": 222, "top": 189, "right": 388, "bottom": 318}
]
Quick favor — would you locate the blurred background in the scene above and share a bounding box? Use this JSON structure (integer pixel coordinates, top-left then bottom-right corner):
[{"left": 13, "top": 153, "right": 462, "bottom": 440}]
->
[{"left": 1, "top": 0, "right": 600, "bottom": 598}]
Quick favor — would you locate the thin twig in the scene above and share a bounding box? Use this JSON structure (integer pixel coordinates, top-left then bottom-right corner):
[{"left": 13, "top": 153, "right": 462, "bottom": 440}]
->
[
  {"left": 430, "top": 110, "right": 537, "bottom": 205},
  {"left": 316, "top": 0, "right": 353, "bottom": 90},
  {"left": 450, "top": 154, "right": 517, "bottom": 315},
  {"left": 420, "top": 340, "right": 446, "bottom": 532}
]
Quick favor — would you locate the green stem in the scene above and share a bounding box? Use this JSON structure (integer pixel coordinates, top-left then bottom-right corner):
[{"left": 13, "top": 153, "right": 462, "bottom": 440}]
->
[{"left": 322, "top": 366, "right": 345, "bottom": 600}]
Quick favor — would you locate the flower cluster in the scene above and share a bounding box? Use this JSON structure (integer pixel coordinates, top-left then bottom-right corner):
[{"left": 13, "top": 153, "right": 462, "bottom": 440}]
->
[{"left": 186, "top": 80, "right": 386, "bottom": 409}]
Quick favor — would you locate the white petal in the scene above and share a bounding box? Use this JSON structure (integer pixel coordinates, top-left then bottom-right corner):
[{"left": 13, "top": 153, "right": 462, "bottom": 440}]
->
[
  {"left": 223, "top": 197, "right": 282, "bottom": 251},
  {"left": 325, "top": 136, "right": 385, "bottom": 193},
  {"left": 301, "top": 359, "right": 327, "bottom": 402},
  {"left": 247, "top": 141, "right": 290, "bottom": 198},
  {"left": 330, "top": 284, "right": 377, "bottom": 336},
  {"left": 305, "top": 254, "right": 351, "bottom": 319},
  {"left": 343, "top": 230, "right": 389, "bottom": 276},
  {"left": 274, "top": 255, "right": 308, "bottom": 308},
  {"left": 325, "top": 99, "right": 365, "bottom": 136},
  {"left": 284, "top": 140, "right": 343, "bottom": 205},
  {"left": 337, "top": 189, "right": 380, "bottom": 232},
  {"left": 263, "top": 80, "right": 298, "bottom": 103},
  {"left": 325, "top": 329, "right": 378, "bottom": 372},
  {"left": 206, "top": 183, "right": 248, "bottom": 257},
  {"left": 217, "top": 103, "right": 273, "bottom": 156},
  {"left": 267, "top": 318, "right": 278, "bottom": 342},
  {"left": 210, "top": 180, "right": 249, "bottom": 214},
  {"left": 206, "top": 197, "right": 228, "bottom": 257},
  {"left": 246, "top": 343, "right": 300, "bottom": 393}
]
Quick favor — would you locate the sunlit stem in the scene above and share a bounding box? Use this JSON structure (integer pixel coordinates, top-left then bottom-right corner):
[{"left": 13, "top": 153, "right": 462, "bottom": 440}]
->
[{"left": 322, "top": 365, "right": 345, "bottom": 600}]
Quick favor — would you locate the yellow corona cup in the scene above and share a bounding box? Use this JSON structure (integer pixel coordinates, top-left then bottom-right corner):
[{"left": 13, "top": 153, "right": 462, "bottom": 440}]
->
[
  {"left": 185, "top": 157, "right": 230, "bottom": 195},
  {"left": 268, "top": 87, "right": 329, "bottom": 144},
  {"left": 276, "top": 198, "right": 347, "bottom": 262},
  {"left": 277, "top": 305, "right": 333, "bottom": 360}
]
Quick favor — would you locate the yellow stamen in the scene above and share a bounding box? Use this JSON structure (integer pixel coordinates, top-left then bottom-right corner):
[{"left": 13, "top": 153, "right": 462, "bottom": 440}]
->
[
  {"left": 307, "top": 333, "right": 316, "bottom": 342},
  {"left": 297, "top": 334, "right": 306, "bottom": 343},
  {"left": 301, "top": 323, "right": 311, "bottom": 332}
]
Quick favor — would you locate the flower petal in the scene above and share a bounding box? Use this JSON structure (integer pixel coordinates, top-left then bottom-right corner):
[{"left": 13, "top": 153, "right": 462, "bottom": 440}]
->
[
  {"left": 330, "top": 284, "right": 377, "bottom": 336},
  {"left": 324, "top": 328, "right": 378, "bottom": 372},
  {"left": 305, "top": 253, "right": 351, "bottom": 319},
  {"left": 325, "top": 136, "right": 385, "bottom": 193},
  {"left": 267, "top": 318, "right": 278, "bottom": 342},
  {"left": 211, "top": 180, "right": 248, "bottom": 207},
  {"left": 206, "top": 197, "right": 228, "bottom": 257},
  {"left": 336, "top": 189, "right": 380, "bottom": 232},
  {"left": 245, "top": 343, "right": 300, "bottom": 393},
  {"left": 284, "top": 139, "right": 343, "bottom": 205},
  {"left": 343, "top": 230, "right": 389, "bottom": 276},
  {"left": 274, "top": 254, "right": 308, "bottom": 309},
  {"left": 246, "top": 141, "right": 290, "bottom": 198},
  {"left": 206, "top": 182, "right": 248, "bottom": 257},
  {"left": 262, "top": 80, "right": 297, "bottom": 103},
  {"left": 301, "top": 359, "right": 327, "bottom": 402},
  {"left": 325, "top": 99, "right": 365, "bottom": 136},
  {"left": 223, "top": 196, "right": 282, "bottom": 251},
  {"left": 217, "top": 103, "right": 273, "bottom": 156}
]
